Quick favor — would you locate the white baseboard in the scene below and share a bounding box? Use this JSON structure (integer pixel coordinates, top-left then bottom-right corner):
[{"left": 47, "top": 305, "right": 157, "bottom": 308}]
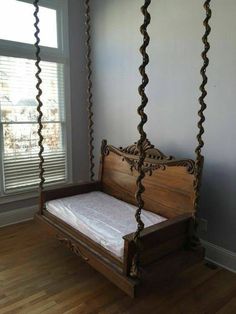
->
[
  {"left": 202, "top": 240, "right": 236, "bottom": 273},
  {"left": 0, "top": 206, "right": 37, "bottom": 228}
]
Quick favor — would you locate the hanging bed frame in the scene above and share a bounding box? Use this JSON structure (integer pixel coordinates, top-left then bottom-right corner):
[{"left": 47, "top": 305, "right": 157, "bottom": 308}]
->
[
  {"left": 34, "top": 0, "right": 212, "bottom": 298},
  {"left": 36, "top": 140, "right": 203, "bottom": 297}
]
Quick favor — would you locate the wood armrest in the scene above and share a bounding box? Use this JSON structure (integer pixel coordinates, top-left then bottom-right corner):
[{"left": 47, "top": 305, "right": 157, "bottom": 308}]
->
[
  {"left": 122, "top": 213, "right": 193, "bottom": 275},
  {"left": 42, "top": 181, "right": 102, "bottom": 202},
  {"left": 123, "top": 213, "right": 193, "bottom": 243}
]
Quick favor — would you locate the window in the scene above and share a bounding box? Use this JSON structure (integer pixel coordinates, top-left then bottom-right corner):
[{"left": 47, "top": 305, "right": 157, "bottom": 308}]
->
[
  {"left": 0, "top": 0, "right": 58, "bottom": 48},
  {"left": 0, "top": 0, "right": 70, "bottom": 194}
]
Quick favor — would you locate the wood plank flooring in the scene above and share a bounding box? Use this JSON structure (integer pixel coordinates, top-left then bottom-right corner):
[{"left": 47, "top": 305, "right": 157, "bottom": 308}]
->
[{"left": 0, "top": 221, "right": 235, "bottom": 314}]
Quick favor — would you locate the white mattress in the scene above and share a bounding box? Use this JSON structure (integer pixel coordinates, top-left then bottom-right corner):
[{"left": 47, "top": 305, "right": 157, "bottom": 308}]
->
[{"left": 46, "top": 191, "right": 167, "bottom": 259}]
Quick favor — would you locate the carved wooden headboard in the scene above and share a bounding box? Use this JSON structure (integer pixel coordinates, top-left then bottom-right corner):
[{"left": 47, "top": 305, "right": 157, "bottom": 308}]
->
[{"left": 99, "top": 140, "right": 198, "bottom": 219}]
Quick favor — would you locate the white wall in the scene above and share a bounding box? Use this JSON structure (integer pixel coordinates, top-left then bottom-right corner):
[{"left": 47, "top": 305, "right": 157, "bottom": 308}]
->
[{"left": 91, "top": 0, "right": 236, "bottom": 253}]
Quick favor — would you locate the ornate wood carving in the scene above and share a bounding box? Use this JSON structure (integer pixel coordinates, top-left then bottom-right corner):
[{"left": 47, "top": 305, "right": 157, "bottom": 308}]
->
[
  {"left": 122, "top": 157, "right": 166, "bottom": 176},
  {"left": 101, "top": 139, "right": 195, "bottom": 175},
  {"left": 101, "top": 139, "right": 109, "bottom": 156},
  {"left": 57, "top": 236, "right": 89, "bottom": 261},
  {"left": 119, "top": 139, "right": 172, "bottom": 161}
]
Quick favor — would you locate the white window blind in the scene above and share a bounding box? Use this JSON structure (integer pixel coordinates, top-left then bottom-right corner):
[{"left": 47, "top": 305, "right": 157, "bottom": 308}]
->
[{"left": 0, "top": 56, "right": 67, "bottom": 192}]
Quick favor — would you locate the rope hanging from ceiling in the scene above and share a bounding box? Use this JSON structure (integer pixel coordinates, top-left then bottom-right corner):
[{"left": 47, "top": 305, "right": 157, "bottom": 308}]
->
[
  {"left": 85, "top": 0, "right": 95, "bottom": 182},
  {"left": 191, "top": 0, "right": 212, "bottom": 248},
  {"left": 194, "top": 0, "right": 212, "bottom": 213},
  {"left": 33, "top": 0, "right": 45, "bottom": 214},
  {"left": 130, "top": 0, "right": 151, "bottom": 279}
]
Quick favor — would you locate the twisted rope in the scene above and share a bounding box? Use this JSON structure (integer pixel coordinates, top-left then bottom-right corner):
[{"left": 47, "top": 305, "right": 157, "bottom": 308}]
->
[
  {"left": 85, "top": 0, "right": 95, "bottom": 181},
  {"left": 34, "top": 0, "right": 45, "bottom": 208},
  {"left": 130, "top": 0, "right": 151, "bottom": 279},
  {"left": 194, "top": 0, "right": 212, "bottom": 215}
]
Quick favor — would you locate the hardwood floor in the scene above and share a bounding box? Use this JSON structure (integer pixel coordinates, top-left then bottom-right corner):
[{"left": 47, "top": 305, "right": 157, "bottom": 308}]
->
[{"left": 0, "top": 221, "right": 235, "bottom": 314}]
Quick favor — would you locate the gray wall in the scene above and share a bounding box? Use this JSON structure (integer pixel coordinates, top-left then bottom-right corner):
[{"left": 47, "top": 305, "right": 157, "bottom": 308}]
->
[
  {"left": 91, "top": 0, "right": 236, "bottom": 252},
  {"left": 68, "top": 0, "right": 89, "bottom": 183}
]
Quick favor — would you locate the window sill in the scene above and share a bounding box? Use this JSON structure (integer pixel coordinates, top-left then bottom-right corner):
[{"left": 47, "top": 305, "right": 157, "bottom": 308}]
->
[
  {"left": 0, "top": 181, "right": 73, "bottom": 205},
  {"left": 0, "top": 190, "right": 38, "bottom": 205}
]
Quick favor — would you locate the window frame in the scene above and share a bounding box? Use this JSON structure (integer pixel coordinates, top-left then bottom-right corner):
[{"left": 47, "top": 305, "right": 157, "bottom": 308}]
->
[{"left": 0, "top": 0, "right": 72, "bottom": 201}]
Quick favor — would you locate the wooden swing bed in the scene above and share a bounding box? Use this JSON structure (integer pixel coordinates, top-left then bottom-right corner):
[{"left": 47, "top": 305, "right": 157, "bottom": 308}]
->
[{"left": 34, "top": 0, "right": 212, "bottom": 297}]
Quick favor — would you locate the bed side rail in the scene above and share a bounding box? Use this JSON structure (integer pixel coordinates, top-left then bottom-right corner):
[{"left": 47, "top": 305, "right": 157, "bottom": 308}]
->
[
  {"left": 123, "top": 213, "right": 192, "bottom": 275},
  {"left": 41, "top": 181, "right": 102, "bottom": 204}
]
